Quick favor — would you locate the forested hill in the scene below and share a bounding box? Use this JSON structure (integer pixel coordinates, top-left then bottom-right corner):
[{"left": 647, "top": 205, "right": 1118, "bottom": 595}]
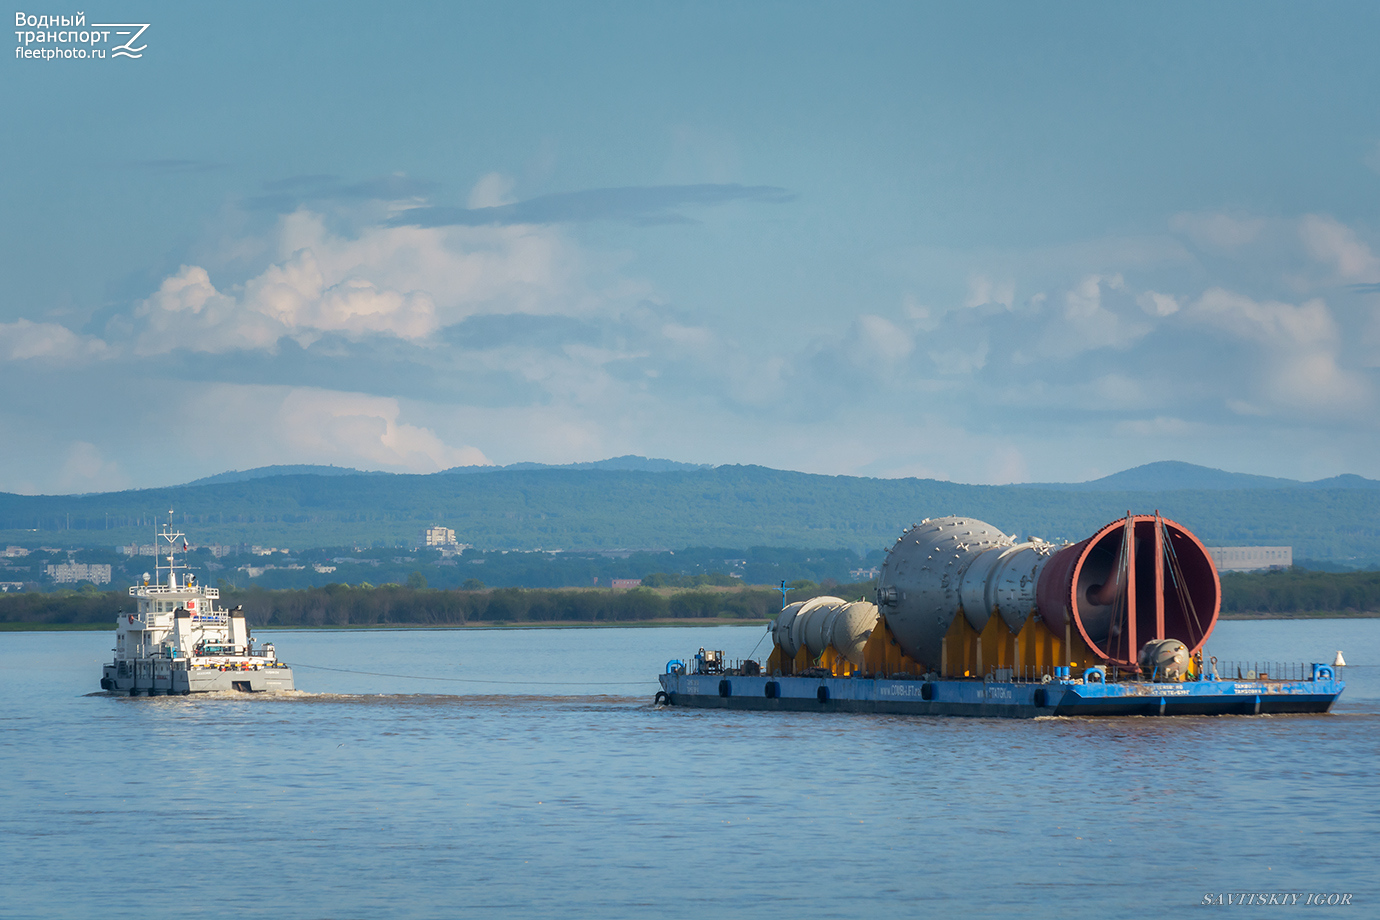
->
[{"left": 1, "top": 465, "right": 1377, "bottom": 564}]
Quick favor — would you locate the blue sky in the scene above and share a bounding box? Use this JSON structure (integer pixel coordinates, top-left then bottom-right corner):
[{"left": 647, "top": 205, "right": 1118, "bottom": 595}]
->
[{"left": 4, "top": 1, "right": 1380, "bottom": 493}]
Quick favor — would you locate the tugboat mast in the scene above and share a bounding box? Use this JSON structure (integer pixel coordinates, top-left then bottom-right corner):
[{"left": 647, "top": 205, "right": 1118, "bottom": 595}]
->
[{"left": 154, "top": 509, "right": 188, "bottom": 589}]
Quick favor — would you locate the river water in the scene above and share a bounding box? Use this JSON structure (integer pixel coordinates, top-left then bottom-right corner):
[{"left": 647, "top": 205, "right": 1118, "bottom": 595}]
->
[{"left": 2, "top": 619, "right": 1377, "bottom": 919}]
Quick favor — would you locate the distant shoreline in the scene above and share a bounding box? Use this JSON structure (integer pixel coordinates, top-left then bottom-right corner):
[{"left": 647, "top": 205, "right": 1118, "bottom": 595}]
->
[
  {"left": 0, "top": 617, "right": 775, "bottom": 632},
  {"left": 4, "top": 612, "right": 1379, "bottom": 632}
]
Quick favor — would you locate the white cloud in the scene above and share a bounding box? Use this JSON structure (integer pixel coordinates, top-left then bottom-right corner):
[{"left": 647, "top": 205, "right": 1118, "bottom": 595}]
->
[
  {"left": 0, "top": 319, "right": 108, "bottom": 361},
  {"left": 12, "top": 188, "right": 1380, "bottom": 493},
  {"left": 1036, "top": 274, "right": 1150, "bottom": 357},
  {"left": 1299, "top": 214, "right": 1380, "bottom": 281},
  {"left": 128, "top": 210, "right": 584, "bottom": 354},
  {"left": 247, "top": 249, "right": 437, "bottom": 341},
  {"left": 135, "top": 265, "right": 285, "bottom": 355},
  {"left": 1189, "top": 288, "right": 1371, "bottom": 414},
  {"left": 851, "top": 314, "right": 913, "bottom": 364},
  {"left": 902, "top": 295, "right": 939, "bottom": 332},
  {"left": 965, "top": 275, "right": 1014, "bottom": 309},
  {"left": 198, "top": 385, "right": 490, "bottom": 473},
  {"left": 1137, "top": 290, "right": 1180, "bottom": 317},
  {"left": 1192, "top": 288, "right": 1337, "bottom": 348},
  {"left": 468, "top": 172, "right": 517, "bottom": 209}
]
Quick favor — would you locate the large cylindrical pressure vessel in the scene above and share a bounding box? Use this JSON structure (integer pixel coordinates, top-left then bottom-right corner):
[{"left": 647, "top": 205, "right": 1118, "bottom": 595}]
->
[
  {"left": 826, "top": 601, "right": 880, "bottom": 666},
  {"left": 773, "top": 602, "right": 806, "bottom": 657},
  {"left": 877, "top": 514, "right": 1220, "bottom": 668},
  {"left": 796, "top": 596, "right": 849, "bottom": 656},
  {"left": 875, "top": 517, "right": 1022, "bottom": 671},
  {"left": 1035, "top": 514, "right": 1219, "bottom": 665}
]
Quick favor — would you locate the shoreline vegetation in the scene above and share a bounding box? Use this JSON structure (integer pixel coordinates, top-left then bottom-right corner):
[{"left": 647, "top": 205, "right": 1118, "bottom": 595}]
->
[
  {"left": 0, "top": 581, "right": 866, "bottom": 631},
  {"left": 2, "top": 568, "right": 1378, "bottom": 631},
  {"left": 4, "top": 612, "right": 1379, "bottom": 632}
]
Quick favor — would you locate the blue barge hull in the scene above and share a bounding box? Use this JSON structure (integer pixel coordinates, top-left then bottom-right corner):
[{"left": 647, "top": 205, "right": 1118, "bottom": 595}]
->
[{"left": 657, "top": 671, "right": 1344, "bottom": 718}]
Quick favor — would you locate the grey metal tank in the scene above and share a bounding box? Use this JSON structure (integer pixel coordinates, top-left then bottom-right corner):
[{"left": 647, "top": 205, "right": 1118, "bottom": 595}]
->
[
  {"left": 827, "top": 601, "right": 880, "bottom": 666},
  {"left": 876, "top": 513, "right": 1221, "bottom": 669},
  {"left": 875, "top": 516, "right": 1060, "bottom": 669},
  {"left": 772, "top": 601, "right": 807, "bottom": 657},
  {"left": 772, "top": 596, "right": 880, "bottom": 666}
]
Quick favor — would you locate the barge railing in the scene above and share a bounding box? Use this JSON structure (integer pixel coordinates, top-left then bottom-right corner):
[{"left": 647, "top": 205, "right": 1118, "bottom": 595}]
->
[{"left": 691, "top": 657, "right": 1331, "bottom": 683}]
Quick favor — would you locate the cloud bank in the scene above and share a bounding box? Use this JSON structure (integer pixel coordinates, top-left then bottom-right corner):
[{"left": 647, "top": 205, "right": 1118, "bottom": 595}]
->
[{"left": 2, "top": 172, "right": 1379, "bottom": 493}]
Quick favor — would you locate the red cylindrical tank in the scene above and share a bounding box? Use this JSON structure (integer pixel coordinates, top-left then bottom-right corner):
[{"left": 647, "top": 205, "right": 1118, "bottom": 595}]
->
[{"left": 1035, "top": 514, "right": 1219, "bottom": 665}]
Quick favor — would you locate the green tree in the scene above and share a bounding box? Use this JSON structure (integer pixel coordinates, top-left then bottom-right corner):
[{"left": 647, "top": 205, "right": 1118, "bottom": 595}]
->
[{"left": 407, "top": 571, "right": 427, "bottom": 590}]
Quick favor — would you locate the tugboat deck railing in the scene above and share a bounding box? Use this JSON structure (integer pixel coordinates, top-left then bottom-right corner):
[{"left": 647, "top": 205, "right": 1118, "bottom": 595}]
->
[{"left": 129, "top": 585, "right": 220, "bottom": 598}]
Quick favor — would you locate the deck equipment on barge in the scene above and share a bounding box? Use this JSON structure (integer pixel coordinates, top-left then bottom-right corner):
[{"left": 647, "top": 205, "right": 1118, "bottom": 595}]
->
[
  {"left": 657, "top": 513, "right": 1343, "bottom": 717},
  {"left": 100, "top": 515, "right": 294, "bottom": 695}
]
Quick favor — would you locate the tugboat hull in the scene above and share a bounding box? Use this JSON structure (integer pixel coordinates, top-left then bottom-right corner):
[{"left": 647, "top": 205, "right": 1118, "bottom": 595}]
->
[{"left": 102, "top": 663, "right": 295, "bottom": 695}]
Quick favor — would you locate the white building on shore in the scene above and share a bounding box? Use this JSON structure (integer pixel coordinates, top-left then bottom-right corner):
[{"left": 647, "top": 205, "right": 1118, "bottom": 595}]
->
[
  {"left": 1207, "top": 546, "right": 1292, "bottom": 572},
  {"left": 45, "top": 562, "right": 113, "bottom": 585}
]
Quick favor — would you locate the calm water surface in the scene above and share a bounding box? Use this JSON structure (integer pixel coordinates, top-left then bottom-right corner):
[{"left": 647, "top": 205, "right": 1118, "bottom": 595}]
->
[{"left": 2, "top": 620, "right": 1377, "bottom": 919}]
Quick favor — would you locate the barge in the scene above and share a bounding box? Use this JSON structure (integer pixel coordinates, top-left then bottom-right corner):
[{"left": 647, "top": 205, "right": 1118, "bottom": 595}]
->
[
  {"left": 656, "top": 513, "right": 1344, "bottom": 717},
  {"left": 100, "top": 515, "right": 294, "bottom": 695}
]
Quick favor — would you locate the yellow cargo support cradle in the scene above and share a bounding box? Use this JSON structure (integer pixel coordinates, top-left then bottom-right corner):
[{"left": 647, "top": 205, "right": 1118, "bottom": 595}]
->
[
  {"left": 859, "top": 617, "right": 921, "bottom": 677},
  {"left": 817, "top": 646, "right": 858, "bottom": 678},
  {"left": 764, "top": 644, "right": 813, "bottom": 676},
  {"left": 936, "top": 606, "right": 1100, "bottom": 679},
  {"left": 765, "top": 605, "right": 1101, "bottom": 680}
]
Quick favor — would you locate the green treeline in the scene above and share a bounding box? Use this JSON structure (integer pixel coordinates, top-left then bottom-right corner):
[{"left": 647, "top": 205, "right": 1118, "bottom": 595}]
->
[
  {"left": 1219, "top": 569, "right": 1380, "bottom": 615},
  {"left": 4, "top": 570, "right": 1376, "bottom": 629},
  {"left": 0, "top": 587, "right": 121, "bottom": 626},
  {"left": 237, "top": 584, "right": 793, "bottom": 627},
  {"left": 0, "top": 583, "right": 846, "bottom": 628}
]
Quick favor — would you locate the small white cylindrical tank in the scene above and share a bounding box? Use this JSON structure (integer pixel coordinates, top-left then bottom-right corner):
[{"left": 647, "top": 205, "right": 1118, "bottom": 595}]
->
[
  {"left": 773, "top": 602, "right": 806, "bottom": 657},
  {"left": 825, "top": 601, "right": 880, "bottom": 665}
]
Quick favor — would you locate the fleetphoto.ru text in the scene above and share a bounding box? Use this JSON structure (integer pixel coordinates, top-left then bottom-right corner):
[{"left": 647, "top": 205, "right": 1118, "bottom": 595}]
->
[{"left": 14, "top": 10, "right": 148, "bottom": 60}]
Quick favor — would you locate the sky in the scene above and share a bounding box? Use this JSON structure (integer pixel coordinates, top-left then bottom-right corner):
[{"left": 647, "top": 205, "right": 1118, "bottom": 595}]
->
[{"left": 4, "top": 1, "right": 1380, "bottom": 494}]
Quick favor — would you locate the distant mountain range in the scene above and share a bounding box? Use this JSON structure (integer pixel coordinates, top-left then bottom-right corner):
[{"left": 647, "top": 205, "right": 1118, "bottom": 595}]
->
[
  {"left": 1022, "top": 461, "right": 1380, "bottom": 492},
  {"left": 183, "top": 464, "right": 383, "bottom": 486},
  {"left": 181, "top": 455, "right": 711, "bottom": 486},
  {"left": 4, "top": 460, "right": 1379, "bottom": 565},
  {"left": 445, "top": 455, "right": 714, "bottom": 474},
  {"left": 184, "top": 458, "right": 1380, "bottom": 492}
]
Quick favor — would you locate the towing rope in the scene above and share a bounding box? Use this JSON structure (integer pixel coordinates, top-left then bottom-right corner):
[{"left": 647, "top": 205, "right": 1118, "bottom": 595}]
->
[{"left": 286, "top": 661, "right": 653, "bottom": 686}]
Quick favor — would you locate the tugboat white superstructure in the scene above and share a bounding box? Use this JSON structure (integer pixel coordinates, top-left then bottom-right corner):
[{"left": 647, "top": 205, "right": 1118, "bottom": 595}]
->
[{"left": 100, "top": 514, "right": 294, "bottom": 695}]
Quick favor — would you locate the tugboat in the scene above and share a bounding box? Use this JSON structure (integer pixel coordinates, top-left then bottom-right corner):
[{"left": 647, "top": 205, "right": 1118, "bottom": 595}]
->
[
  {"left": 657, "top": 513, "right": 1344, "bottom": 717},
  {"left": 100, "top": 514, "right": 294, "bottom": 695}
]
